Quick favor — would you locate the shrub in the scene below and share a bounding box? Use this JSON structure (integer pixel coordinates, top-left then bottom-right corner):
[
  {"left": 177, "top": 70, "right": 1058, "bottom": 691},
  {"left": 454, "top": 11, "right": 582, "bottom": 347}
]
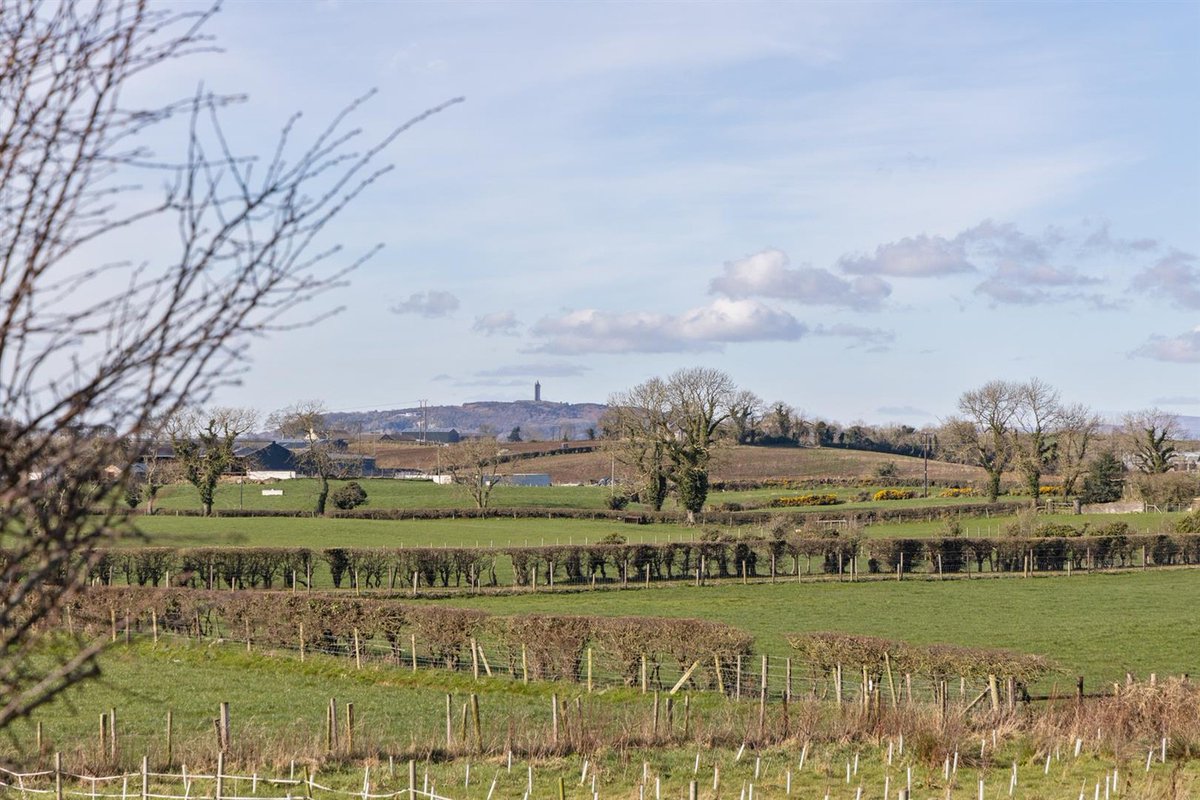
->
[
  {"left": 769, "top": 494, "right": 841, "bottom": 507},
  {"left": 939, "top": 486, "right": 975, "bottom": 498},
  {"left": 874, "top": 461, "right": 899, "bottom": 479},
  {"left": 1175, "top": 511, "right": 1200, "bottom": 534},
  {"left": 606, "top": 493, "right": 630, "bottom": 511},
  {"left": 873, "top": 488, "right": 915, "bottom": 501},
  {"left": 1036, "top": 523, "right": 1081, "bottom": 538},
  {"left": 1039, "top": 485, "right": 1063, "bottom": 496},
  {"left": 330, "top": 481, "right": 368, "bottom": 510}
]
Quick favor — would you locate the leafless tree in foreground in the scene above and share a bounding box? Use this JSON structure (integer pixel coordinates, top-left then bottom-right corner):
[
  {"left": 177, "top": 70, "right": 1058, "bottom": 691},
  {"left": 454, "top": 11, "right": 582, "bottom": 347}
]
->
[{"left": 0, "top": 0, "right": 460, "bottom": 731}]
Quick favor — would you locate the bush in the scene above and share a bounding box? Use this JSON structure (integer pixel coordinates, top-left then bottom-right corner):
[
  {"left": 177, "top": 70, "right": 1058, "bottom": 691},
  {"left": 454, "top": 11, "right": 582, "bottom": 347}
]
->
[
  {"left": 874, "top": 461, "right": 899, "bottom": 479},
  {"left": 1039, "top": 485, "right": 1063, "bottom": 496},
  {"left": 1176, "top": 512, "right": 1200, "bottom": 534},
  {"left": 939, "top": 487, "right": 975, "bottom": 498},
  {"left": 873, "top": 488, "right": 915, "bottom": 501},
  {"left": 606, "top": 493, "right": 630, "bottom": 511},
  {"left": 331, "top": 482, "right": 368, "bottom": 510},
  {"left": 769, "top": 494, "right": 841, "bottom": 507}
]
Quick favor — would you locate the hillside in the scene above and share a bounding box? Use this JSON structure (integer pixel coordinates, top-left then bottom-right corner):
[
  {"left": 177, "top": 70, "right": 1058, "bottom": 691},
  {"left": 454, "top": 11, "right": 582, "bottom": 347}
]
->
[
  {"left": 328, "top": 400, "right": 607, "bottom": 439},
  {"left": 355, "top": 441, "right": 984, "bottom": 485}
]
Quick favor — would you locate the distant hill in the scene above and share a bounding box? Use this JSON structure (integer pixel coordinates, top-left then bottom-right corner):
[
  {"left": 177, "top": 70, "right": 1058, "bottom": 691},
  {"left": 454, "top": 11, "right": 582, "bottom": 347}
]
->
[
  {"left": 328, "top": 401, "right": 607, "bottom": 440},
  {"left": 1177, "top": 415, "right": 1200, "bottom": 439}
]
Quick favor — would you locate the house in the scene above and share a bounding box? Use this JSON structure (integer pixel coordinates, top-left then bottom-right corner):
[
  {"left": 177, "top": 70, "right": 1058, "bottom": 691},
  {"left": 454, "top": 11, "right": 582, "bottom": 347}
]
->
[{"left": 233, "top": 442, "right": 298, "bottom": 480}]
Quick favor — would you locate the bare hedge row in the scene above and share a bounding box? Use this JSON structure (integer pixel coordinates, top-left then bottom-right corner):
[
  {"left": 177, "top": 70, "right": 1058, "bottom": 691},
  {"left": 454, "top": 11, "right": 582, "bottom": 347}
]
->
[
  {"left": 8, "top": 532, "right": 1194, "bottom": 595},
  {"left": 98, "top": 498, "right": 1026, "bottom": 526},
  {"left": 59, "top": 587, "right": 753, "bottom": 688},
  {"left": 787, "top": 632, "right": 1054, "bottom": 684}
]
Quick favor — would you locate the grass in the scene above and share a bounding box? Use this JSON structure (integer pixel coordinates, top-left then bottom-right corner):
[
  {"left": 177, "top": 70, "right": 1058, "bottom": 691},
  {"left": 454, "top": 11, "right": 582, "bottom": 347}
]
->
[
  {"left": 130, "top": 515, "right": 672, "bottom": 549},
  {"left": 420, "top": 570, "right": 1200, "bottom": 686},
  {"left": 862, "top": 511, "right": 1184, "bottom": 539},
  {"left": 5, "top": 642, "right": 1195, "bottom": 798},
  {"left": 149, "top": 479, "right": 618, "bottom": 513}
]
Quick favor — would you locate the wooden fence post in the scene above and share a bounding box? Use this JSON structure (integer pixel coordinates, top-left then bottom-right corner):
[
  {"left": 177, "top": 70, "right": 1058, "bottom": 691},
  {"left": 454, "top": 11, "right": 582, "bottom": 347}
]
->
[
  {"left": 471, "top": 694, "right": 482, "bottom": 750},
  {"left": 551, "top": 694, "right": 559, "bottom": 746},
  {"left": 445, "top": 694, "right": 453, "bottom": 750},
  {"left": 218, "top": 702, "right": 230, "bottom": 752},
  {"left": 345, "top": 702, "right": 354, "bottom": 754},
  {"left": 410, "top": 634, "right": 417, "bottom": 672},
  {"left": 587, "top": 647, "right": 593, "bottom": 692},
  {"left": 54, "top": 753, "right": 62, "bottom": 800},
  {"left": 165, "top": 710, "right": 173, "bottom": 767}
]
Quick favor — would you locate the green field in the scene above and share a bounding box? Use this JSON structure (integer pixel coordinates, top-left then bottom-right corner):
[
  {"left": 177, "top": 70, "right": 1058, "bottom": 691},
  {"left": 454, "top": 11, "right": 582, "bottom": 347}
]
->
[
  {"left": 150, "top": 479, "right": 618, "bottom": 513},
  {"left": 132, "top": 515, "right": 677, "bottom": 549},
  {"left": 5, "top": 642, "right": 1194, "bottom": 799},
  {"left": 421, "top": 570, "right": 1200, "bottom": 686}
]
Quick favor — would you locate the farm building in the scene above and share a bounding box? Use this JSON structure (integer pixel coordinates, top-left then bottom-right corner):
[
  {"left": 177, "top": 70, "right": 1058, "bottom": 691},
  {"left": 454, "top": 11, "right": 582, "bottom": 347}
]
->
[{"left": 506, "top": 473, "right": 552, "bottom": 487}]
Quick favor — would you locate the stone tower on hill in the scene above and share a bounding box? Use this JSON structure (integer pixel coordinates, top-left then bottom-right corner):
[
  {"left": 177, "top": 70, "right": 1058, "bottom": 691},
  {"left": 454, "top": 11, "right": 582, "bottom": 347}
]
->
[{"left": 534, "top": 381, "right": 541, "bottom": 402}]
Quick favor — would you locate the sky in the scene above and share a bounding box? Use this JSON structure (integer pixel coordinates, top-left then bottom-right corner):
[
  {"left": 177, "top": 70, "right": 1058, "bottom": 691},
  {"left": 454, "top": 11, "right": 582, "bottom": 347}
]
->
[{"left": 148, "top": 0, "right": 1198, "bottom": 424}]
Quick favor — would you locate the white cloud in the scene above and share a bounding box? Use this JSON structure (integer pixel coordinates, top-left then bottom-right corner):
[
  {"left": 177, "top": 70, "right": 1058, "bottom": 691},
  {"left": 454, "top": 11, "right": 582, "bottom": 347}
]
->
[
  {"left": 390, "top": 290, "right": 460, "bottom": 318},
  {"left": 529, "top": 299, "right": 806, "bottom": 354},
  {"left": 710, "top": 249, "right": 891, "bottom": 310},
  {"left": 838, "top": 234, "right": 975, "bottom": 277},
  {"left": 472, "top": 311, "right": 522, "bottom": 336},
  {"left": 1132, "top": 326, "right": 1200, "bottom": 364},
  {"left": 1133, "top": 250, "right": 1200, "bottom": 310}
]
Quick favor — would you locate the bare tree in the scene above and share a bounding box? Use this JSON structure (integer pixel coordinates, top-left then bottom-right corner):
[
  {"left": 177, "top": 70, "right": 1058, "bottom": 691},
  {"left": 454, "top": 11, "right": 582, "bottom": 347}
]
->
[
  {"left": 664, "top": 367, "right": 737, "bottom": 522},
  {"left": 447, "top": 437, "right": 506, "bottom": 509},
  {"left": 607, "top": 368, "right": 737, "bottom": 521},
  {"left": 269, "top": 401, "right": 340, "bottom": 514},
  {"left": 725, "top": 390, "right": 764, "bottom": 444},
  {"left": 168, "top": 407, "right": 257, "bottom": 515},
  {"left": 604, "top": 377, "right": 673, "bottom": 511},
  {"left": 0, "top": 0, "right": 458, "bottom": 732},
  {"left": 1122, "top": 409, "right": 1182, "bottom": 474},
  {"left": 1011, "top": 378, "right": 1062, "bottom": 502},
  {"left": 944, "top": 380, "right": 1021, "bottom": 502},
  {"left": 1054, "top": 402, "right": 1102, "bottom": 496},
  {"left": 137, "top": 445, "right": 182, "bottom": 515}
]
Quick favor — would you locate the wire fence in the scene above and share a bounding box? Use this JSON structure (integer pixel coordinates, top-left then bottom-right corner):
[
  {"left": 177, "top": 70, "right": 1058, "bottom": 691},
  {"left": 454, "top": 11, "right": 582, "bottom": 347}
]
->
[{"left": 0, "top": 760, "right": 458, "bottom": 800}]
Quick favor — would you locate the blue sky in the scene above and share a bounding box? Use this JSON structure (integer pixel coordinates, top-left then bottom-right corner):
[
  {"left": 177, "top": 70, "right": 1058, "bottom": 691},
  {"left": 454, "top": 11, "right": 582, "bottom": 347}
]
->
[{"left": 173, "top": 0, "right": 1199, "bottom": 423}]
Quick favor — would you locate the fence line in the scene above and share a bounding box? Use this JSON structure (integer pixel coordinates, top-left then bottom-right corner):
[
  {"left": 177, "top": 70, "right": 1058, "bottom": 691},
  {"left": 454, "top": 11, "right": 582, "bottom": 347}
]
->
[{"left": 0, "top": 764, "right": 457, "bottom": 800}]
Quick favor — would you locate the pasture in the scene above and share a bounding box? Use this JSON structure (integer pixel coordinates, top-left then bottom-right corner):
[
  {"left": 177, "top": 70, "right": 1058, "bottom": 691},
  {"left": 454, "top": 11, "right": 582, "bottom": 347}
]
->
[
  {"left": 422, "top": 569, "right": 1200, "bottom": 686},
  {"left": 3, "top": 641, "right": 1195, "bottom": 798}
]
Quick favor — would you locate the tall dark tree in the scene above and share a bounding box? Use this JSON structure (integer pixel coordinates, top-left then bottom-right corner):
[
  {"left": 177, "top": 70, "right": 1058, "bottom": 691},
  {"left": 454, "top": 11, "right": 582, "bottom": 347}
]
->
[
  {"left": 1080, "top": 451, "right": 1125, "bottom": 504},
  {"left": 1122, "top": 409, "right": 1181, "bottom": 474}
]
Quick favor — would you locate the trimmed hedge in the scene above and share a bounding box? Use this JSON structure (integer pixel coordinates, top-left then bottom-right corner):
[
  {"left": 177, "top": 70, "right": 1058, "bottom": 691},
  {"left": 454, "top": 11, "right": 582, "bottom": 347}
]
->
[
  {"left": 11, "top": 531, "right": 1194, "bottom": 595},
  {"left": 786, "top": 631, "right": 1053, "bottom": 685},
  {"left": 55, "top": 587, "right": 752, "bottom": 689}
]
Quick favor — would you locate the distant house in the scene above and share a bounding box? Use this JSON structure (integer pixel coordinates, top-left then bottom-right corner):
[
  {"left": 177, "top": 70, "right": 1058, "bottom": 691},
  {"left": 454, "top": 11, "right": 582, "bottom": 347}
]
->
[{"left": 233, "top": 442, "right": 298, "bottom": 480}]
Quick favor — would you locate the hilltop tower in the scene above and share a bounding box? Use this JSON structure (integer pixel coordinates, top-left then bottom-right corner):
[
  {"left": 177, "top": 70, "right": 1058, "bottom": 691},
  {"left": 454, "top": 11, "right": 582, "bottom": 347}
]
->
[{"left": 534, "top": 380, "right": 541, "bottom": 402}]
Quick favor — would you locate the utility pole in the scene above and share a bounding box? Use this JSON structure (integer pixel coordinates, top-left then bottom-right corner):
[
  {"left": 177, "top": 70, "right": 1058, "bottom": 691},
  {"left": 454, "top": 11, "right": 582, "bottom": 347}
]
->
[
  {"left": 922, "top": 432, "right": 934, "bottom": 497},
  {"left": 419, "top": 400, "right": 428, "bottom": 445}
]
